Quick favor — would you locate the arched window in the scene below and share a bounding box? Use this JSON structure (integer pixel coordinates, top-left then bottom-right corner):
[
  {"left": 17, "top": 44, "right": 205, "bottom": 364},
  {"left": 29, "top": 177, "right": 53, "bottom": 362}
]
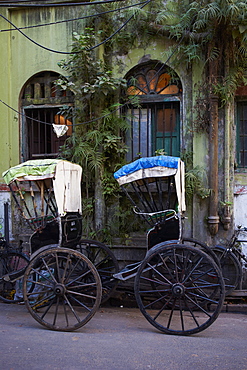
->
[
  {"left": 124, "top": 61, "right": 182, "bottom": 161},
  {"left": 21, "top": 71, "right": 74, "bottom": 161}
]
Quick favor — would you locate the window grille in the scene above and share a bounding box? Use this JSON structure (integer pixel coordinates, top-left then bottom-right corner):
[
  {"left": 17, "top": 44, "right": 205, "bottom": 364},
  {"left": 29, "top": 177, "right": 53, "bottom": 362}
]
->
[
  {"left": 21, "top": 71, "right": 74, "bottom": 161},
  {"left": 24, "top": 108, "right": 72, "bottom": 160},
  {"left": 237, "top": 101, "right": 247, "bottom": 167}
]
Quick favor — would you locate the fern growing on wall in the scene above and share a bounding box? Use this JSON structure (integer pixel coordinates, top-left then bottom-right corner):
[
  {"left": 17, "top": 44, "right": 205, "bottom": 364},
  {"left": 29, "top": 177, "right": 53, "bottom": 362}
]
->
[{"left": 159, "top": 0, "right": 247, "bottom": 104}]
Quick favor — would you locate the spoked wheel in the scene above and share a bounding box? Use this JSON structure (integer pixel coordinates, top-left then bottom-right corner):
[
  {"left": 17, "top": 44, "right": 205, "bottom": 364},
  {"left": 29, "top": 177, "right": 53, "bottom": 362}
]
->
[
  {"left": 23, "top": 248, "right": 102, "bottom": 331},
  {"left": 134, "top": 243, "right": 225, "bottom": 335},
  {"left": 182, "top": 238, "right": 226, "bottom": 304},
  {"left": 182, "top": 238, "right": 219, "bottom": 266},
  {"left": 0, "top": 251, "right": 29, "bottom": 303},
  {"left": 76, "top": 240, "right": 119, "bottom": 303},
  {"left": 211, "top": 246, "right": 242, "bottom": 296}
]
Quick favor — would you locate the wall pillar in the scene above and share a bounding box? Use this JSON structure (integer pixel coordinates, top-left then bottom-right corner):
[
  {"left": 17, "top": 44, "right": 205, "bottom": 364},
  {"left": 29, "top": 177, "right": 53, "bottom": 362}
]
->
[{"left": 208, "top": 94, "right": 220, "bottom": 235}]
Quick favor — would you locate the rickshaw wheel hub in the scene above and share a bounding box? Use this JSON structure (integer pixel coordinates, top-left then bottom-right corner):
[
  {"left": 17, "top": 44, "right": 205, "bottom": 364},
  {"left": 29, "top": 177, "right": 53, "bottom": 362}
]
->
[
  {"left": 171, "top": 283, "right": 185, "bottom": 297},
  {"left": 54, "top": 284, "right": 65, "bottom": 296}
]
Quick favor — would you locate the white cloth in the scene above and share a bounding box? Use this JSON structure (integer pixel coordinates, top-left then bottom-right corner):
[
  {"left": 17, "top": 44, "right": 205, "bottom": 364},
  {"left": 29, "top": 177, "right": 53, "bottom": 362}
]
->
[
  {"left": 52, "top": 161, "right": 82, "bottom": 215},
  {"left": 174, "top": 160, "right": 186, "bottom": 213},
  {"left": 52, "top": 124, "right": 68, "bottom": 138}
]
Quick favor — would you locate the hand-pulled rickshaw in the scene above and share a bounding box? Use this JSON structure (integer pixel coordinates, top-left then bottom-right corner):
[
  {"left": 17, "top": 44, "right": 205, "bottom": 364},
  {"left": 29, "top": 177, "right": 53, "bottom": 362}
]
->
[
  {"left": 113, "top": 155, "right": 225, "bottom": 335},
  {"left": 1, "top": 159, "right": 118, "bottom": 331},
  {"left": 0, "top": 155, "right": 225, "bottom": 335}
]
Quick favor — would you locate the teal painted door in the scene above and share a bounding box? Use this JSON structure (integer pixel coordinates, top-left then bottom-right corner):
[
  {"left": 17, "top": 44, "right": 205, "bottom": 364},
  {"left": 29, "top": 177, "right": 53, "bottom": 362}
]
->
[
  {"left": 126, "top": 101, "right": 180, "bottom": 161},
  {"left": 153, "top": 102, "right": 180, "bottom": 157}
]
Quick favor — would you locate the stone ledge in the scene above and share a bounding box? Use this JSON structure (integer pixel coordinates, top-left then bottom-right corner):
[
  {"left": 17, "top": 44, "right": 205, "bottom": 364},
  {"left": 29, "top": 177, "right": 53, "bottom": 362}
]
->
[
  {"left": 223, "top": 303, "right": 247, "bottom": 313},
  {"left": 226, "top": 289, "right": 247, "bottom": 297}
]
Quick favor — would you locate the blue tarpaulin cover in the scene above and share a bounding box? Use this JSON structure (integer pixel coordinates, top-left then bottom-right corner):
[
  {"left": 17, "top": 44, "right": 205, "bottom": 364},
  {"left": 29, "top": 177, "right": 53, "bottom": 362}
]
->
[
  {"left": 114, "top": 156, "right": 180, "bottom": 179},
  {"left": 114, "top": 155, "right": 186, "bottom": 212}
]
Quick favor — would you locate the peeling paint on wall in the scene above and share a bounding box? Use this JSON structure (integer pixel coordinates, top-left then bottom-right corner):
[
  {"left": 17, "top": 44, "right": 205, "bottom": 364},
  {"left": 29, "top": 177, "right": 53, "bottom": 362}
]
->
[
  {"left": 234, "top": 192, "right": 247, "bottom": 258},
  {"left": 0, "top": 193, "right": 11, "bottom": 239}
]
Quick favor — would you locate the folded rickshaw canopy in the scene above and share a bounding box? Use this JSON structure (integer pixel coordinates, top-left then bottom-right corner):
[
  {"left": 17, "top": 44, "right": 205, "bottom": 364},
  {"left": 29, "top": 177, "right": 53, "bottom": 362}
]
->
[
  {"left": 114, "top": 155, "right": 186, "bottom": 213},
  {"left": 2, "top": 159, "right": 82, "bottom": 215},
  {"left": 3, "top": 159, "right": 62, "bottom": 184}
]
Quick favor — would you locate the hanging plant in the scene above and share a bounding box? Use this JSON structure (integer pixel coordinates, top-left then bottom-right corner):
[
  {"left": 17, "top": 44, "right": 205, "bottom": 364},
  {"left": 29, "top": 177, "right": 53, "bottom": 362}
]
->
[{"left": 181, "top": 152, "right": 211, "bottom": 200}]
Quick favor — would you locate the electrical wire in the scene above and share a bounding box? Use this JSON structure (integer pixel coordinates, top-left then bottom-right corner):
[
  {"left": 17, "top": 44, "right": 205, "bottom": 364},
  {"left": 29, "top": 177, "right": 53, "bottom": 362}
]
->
[
  {"left": 0, "top": 99, "right": 54, "bottom": 125},
  {"left": 1, "top": 0, "right": 43, "bottom": 2},
  {"left": 0, "top": 1, "right": 147, "bottom": 32},
  {"left": 0, "top": 13, "right": 74, "bottom": 54},
  {"left": 0, "top": 29, "right": 186, "bottom": 127},
  {"left": 0, "top": 0, "right": 128, "bottom": 8},
  {"left": 90, "top": 0, "right": 151, "bottom": 50},
  {"left": 0, "top": 0, "right": 150, "bottom": 54},
  {"left": 0, "top": 0, "right": 187, "bottom": 127}
]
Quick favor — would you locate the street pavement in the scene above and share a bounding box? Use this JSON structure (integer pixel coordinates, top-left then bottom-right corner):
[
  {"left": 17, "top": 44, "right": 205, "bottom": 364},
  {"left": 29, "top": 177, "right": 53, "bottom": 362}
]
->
[{"left": 0, "top": 302, "right": 246, "bottom": 370}]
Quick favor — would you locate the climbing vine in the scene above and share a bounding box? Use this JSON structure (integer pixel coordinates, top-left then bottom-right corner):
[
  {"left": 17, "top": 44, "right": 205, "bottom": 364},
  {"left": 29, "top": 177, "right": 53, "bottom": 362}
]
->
[
  {"left": 55, "top": 0, "right": 247, "bottom": 240},
  {"left": 56, "top": 27, "right": 139, "bottom": 241},
  {"left": 158, "top": 0, "right": 247, "bottom": 130}
]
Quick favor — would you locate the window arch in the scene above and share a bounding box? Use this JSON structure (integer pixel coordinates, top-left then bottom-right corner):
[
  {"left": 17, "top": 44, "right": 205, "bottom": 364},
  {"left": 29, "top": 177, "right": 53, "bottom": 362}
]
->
[
  {"left": 123, "top": 61, "right": 182, "bottom": 161},
  {"left": 20, "top": 71, "right": 74, "bottom": 161}
]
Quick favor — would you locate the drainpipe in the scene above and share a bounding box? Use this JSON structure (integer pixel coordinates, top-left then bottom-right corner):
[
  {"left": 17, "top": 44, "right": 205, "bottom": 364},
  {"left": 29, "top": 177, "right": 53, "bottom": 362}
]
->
[
  {"left": 222, "top": 47, "right": 232, "bottom": 231},
  {"left": 221, "top": 101, "right": 232, "bottom": 230},
  {"left": 208, "top": 94, "right": 220, "bottom": 235}
]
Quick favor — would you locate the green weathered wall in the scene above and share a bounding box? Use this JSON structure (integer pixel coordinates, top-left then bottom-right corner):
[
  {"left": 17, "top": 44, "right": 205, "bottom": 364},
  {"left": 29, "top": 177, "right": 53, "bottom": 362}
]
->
[
  {"left": 0, "top": 6, "right": 81, "bottom": 176},
  {"left": 0, "top": 6, "right": 202, "bottom": 241},
  {"left": 0, "top": 3, "right": 240, "bottom": 249}
]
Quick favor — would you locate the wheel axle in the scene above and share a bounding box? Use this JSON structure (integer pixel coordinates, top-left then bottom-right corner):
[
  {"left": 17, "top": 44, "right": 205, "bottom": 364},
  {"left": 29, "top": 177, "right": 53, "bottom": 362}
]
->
[
  {"left": 172, "top": 283, "right": 185, "bottom": 297},
  {"left": 54, "top": 284, "right": 65, "bottom": 296}
]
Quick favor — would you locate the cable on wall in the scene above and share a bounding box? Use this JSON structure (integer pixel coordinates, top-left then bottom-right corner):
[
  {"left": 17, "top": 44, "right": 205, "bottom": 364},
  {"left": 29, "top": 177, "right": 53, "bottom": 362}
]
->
[
  {"left": 0, "top": 1, "right": 147, "bottom": 32},
  {"left": 0, "top": 0, "right": 151, "bottom": 54},
  {"left": 0, "top": 0, "right": 128, "bottom": 8},
  {"left": 0, "top": 0, "right": 188, "bottom": 127},
  {"left": 0, "top": 30, "right": 185, "bottom": 127}
]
